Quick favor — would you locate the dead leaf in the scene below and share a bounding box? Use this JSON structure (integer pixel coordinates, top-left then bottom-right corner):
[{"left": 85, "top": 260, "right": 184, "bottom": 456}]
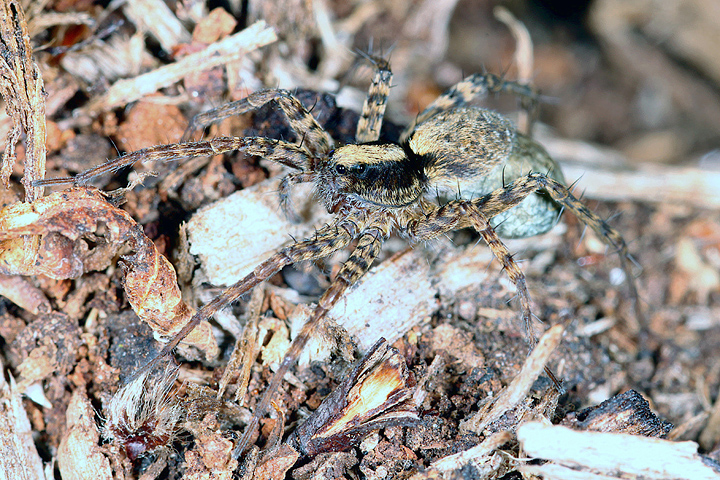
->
[{"left": 0, "top": 188, "right": 217, "bottom": 356}]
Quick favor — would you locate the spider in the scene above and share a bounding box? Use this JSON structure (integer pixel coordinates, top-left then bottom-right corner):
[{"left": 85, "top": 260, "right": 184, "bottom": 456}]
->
[{"left": 39, "top": 56, "right": 639, "bottom": 457}]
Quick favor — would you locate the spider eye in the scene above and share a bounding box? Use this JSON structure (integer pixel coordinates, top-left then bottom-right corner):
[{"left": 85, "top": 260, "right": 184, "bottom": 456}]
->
[
  {"left": 351, "top": 164, "right": 367, "bottom": 175},
  {"left": 335, "top": 164, "right": 347, "bottom": 175}
]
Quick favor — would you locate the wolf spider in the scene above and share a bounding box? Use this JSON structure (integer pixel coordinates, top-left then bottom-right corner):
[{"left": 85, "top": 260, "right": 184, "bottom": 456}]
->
[{"left": 39, "top": 57, "right": 639, "bottom": 456}]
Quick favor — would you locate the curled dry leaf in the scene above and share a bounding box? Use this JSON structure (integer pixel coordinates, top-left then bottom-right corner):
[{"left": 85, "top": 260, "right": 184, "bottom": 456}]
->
[{"left": 0, "top": 188, "right": 217, "bottom": 356}]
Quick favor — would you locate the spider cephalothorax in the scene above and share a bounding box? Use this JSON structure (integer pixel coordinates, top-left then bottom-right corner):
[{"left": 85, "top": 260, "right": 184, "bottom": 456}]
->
[
  {"left": 321, "top": 143, "right": 427, "bottom": 210},
  {"left": 39, "top": 56, "right": 639, "bottom": 458}
]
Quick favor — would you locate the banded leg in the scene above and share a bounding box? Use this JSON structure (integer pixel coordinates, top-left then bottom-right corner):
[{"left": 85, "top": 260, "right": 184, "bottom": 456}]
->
[
  {"left": 473, "top": 172, "right": 642, "bottom": 322},
  {"left": 402, "top": 73, "right": 540, "bottom": 141},
  {"left": 355, "top": 57, "right": 393, "bottom": 143},
  {"left": 35, "top": 137, "right": 314, "bottom": 187},
  {"left": 407, "top": 201, "right": 534, "bottom": 346},
  {"left": 234, "top": 226, "right": 387, "bottom": 457},
  {"left": 130, "top": 218, "right": 359, "bottom": 381},
  {"left": 407, "top": 200, "right": 561, "bottom": 388},
  {"left": 183, "top": 89, "right": 332, "bottom": 157}
]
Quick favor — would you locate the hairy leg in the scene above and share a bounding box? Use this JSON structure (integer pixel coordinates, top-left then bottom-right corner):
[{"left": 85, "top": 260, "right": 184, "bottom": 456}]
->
[
  {"left": 406, "top": 200, "right": 561, "bottom": 388},
  {"left": 472, "top": 172, "right": 641, "bottom": 321},
  {"left": 355, "top": 57, "right": 393, "bottom": 143},
  {"left": 402, "top": 73, "right": 539, "bottom": 141},
  {"left": 129, "top": 217, "right": 359, "bottom": 381},
  {"left": 407, "top": 201, "right": 533, "bottom": 342},
  {"left": 278, "top": 171, "right": 316, "bottom": 222},
  {"left": 183, "top": 89, "right": 331, "bottom": 157},
  {"left": 34, "top": 137, "right": 314, "bottom": 187},
  {"left": 234, "top": 226, "right": 387, "bottom": 456}
]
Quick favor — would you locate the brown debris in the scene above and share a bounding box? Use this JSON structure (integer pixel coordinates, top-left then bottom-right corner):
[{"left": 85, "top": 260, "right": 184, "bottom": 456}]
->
[
  {"left": 700, "top": 390, "right": 720, "bottom": 452},
  {"left": 0, "top": 272, "right": 49, "bottom": 314},
  {"left": 0, "top": 188, "right": 217, "bottom": 355},
  {"left": 252, "top": 443, "right": 300, "bottom": 480},
  {"left": 217, "top": 287, "right": 263, "bottom": 404},
  {"left": 183, "top": 413, "right": 238, "bottom": 480},
  {"left": 670, "top": 234, "right": 720, "bottom": 305},
  {"left": 113, "top": 100, "right": 188, "bottom": 153},
  {"left": 290, "top": 451, "right": 358, "bottom": 480},
  {"left": 430, "top": 323, "right": 485, "bottom": 369},
  {"left": 590, "top": 0, "right": 720, "bottom": 155},
  {"left": 2, "top": 0, "right": 720, "bottom": 478},
  {"left": 192, "top": 8, "right": 237, "bottom": 45},
  {"left": 562, "top": 389, "right": 673, "bottom": 437},
  {"left": 10, "top": 312, "right": 81, "bottom": 390},
  {"left": 0, "top": 0, "right": 46, "bottom": 201},
  {"left": 460, "top": 324, "right": 564, "bottom": 435}
]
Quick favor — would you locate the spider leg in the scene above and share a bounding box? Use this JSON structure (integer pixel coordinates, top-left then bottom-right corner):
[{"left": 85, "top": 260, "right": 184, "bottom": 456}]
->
[
  {"left": 129, "top": 217, "right": 357, "bottom": 382},
  {"left": 406, "top": 200, "right": 562, "bottom": 388},
  {"left": 407, "top": 201, "right": 533, "bottom": 344},
  {"left": 35, "top": 137, "right": 314, "bottom": 187},
  {"left": 401, "top": 73, "right": 540, "bottom": 141},
  {"left": 355, "top": 56, "right": 393, "bottom": 143},
  {"left": 234, "top": 226, "right": 387, "bottom": 457},
  {"left": 474, "top": 172, "right": 643, "bottom": 324},
  {"left": 183, "top": 89, "right": 332, "bottom": 157}
]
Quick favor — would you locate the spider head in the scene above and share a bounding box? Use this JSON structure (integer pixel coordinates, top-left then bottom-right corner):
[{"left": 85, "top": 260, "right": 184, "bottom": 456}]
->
[{"left": 318, "top": 143, "right": 427, "bottom": 211}]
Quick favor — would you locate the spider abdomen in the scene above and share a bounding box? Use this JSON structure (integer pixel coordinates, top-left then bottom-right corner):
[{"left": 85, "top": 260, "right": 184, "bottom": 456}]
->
[{"left": 407, "top": 106, "right": 565, "bottom": 238}]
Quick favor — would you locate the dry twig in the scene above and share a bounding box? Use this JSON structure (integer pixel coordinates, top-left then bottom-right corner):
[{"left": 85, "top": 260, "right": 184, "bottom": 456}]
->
[
  {"left": 0, "top": 0, "right": 46, "bottom": 201},
  {"left": 84, "top": 21, "right": 277, "bottom": 114}
]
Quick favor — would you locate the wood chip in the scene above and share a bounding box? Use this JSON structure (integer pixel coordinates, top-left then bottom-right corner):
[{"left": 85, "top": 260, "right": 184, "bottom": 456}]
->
[
  {"left": 518, "top": 421, "right": 720, "bottom": 480},
  {"left": 123, "top": 0, "right": 191, "bottom": 53},
  {"left": 58, "top": 389, "right": 113, "bottom": 480},
  {"left": 0, "top": 359, "right": 44, "bottom": 480},
  {"left": 0, "top": 0, "right": 46, "bottom": 201},
  {"left": 460, "top": 324, "right": 564, "bottom": 435},
  {"left": 561, "top": 389, "right": 673, "bottom": 437}
]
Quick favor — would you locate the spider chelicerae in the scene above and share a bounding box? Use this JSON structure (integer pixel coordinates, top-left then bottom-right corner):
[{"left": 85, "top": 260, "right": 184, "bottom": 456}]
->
[{"left": 39, "top": 56, "right": 639, "bottom": 455}]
